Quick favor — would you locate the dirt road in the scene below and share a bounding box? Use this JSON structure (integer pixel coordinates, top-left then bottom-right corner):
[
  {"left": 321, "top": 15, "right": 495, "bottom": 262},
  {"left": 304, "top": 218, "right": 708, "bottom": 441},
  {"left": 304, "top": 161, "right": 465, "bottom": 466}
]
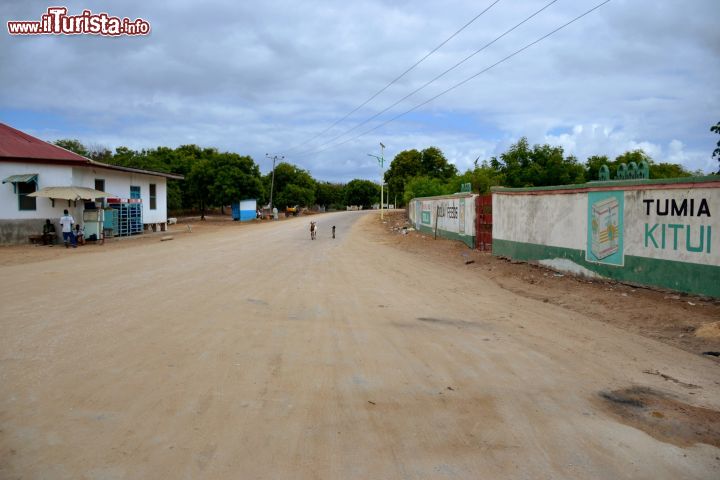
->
[{"left": 1, "top": 211, "right": 718, "bottom": 479}]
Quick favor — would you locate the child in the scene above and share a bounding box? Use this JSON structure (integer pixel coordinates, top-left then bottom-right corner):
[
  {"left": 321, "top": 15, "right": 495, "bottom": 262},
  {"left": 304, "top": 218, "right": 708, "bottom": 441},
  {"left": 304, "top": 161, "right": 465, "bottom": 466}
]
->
[
  {"left": 332, "top": 225, "right": 336, "bottom": 239},
  {"left": 74, "top": 223, "right": 85, "bottom": 246}
]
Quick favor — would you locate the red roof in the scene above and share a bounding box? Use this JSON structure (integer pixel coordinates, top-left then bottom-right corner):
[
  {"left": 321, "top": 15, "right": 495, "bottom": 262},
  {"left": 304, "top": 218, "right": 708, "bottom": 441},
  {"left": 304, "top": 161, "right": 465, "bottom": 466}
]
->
[
  {"left": 0, "top": 123, "right": 183, "bottom": 179},
  {"left": 0, "top": 123, "right": 90, "bottom": 164}
]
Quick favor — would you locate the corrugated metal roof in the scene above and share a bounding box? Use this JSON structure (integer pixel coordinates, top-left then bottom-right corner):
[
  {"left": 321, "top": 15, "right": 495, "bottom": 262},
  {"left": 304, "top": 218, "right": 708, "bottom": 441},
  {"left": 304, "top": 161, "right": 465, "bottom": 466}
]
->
[
  {"left": 2, "top": 173, "right": 38, "bottom": 183},
  {"left": 0, "top": 123, "right": 184, "bottom": 180},
  {"left": 0, "top": 123, "right": 89, "bottom": 163}
]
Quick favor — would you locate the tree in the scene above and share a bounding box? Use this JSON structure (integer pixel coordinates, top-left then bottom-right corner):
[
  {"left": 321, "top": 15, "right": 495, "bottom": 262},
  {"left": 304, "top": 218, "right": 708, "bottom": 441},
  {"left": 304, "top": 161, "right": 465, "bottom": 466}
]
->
[
  {"left": 384, "top": 146, "right": 456, "bottom": 206},
  {"left": 344, "top": 179, "right": 380, "bottom": 208},
  {"left": 420, "top": 146, "right": 457, "bottom": 179},
  {"left": 584, "top": 155, "right": 611, "bottom": 181},
  {"left": 53, "top": 139, "right": 88, "bottom": 157},
  {"left": 446, "top": 161, "right": 502, "bottom": 194},
  {"left": 265, "top": 162, "right": 316, "bottom": 208},
  {"left": 187, "top": 159, "right": 213, "bottom": 220},
  {"left": 208, "top": 153, "right": 264, "bottom": 209},
  {"left": 384, "top": 149, "right": 422, "bottom": 208},
  {"left": 491, "top": 138, "right": 585, "bottom": 187},
  {"left": 712, "top": 121, "right": 720, "bottom": 172},
  {"left": 315, "top": 182, "right": 345, "bottom": 209},
  {"left": 402, "top": 176, "right": 448, "bottom": 204},
  {"left": 585, "top": 150, "right": 692, "bottom": 180}
]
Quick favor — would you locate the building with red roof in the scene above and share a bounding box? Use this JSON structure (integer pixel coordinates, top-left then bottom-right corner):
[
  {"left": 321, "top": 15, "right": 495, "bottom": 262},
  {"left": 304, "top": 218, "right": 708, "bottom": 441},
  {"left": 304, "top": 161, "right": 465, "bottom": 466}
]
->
[{"left": 0, "top": 123, "right": 183, "bottom": 243}]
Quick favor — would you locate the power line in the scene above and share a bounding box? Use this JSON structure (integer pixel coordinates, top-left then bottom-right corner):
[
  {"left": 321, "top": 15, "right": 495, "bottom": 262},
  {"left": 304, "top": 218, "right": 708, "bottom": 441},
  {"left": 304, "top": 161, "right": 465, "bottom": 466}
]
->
[
  {"left": 284, "top": 0, "right": 503, "bottom": 154},
  {"left": 294, "top": 0, "right": 612, "bottom": 158},
  {"left": 297, "top": 0, "right": 560, "bottom": 156}
]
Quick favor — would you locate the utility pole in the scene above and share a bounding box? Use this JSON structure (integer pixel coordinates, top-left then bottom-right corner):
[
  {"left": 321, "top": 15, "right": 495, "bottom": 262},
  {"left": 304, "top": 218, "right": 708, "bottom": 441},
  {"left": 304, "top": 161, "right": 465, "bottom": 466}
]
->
[
  {"left": 367, "top": 142, "right": 386, "bottom": 219},
  {"left": 265, "top": 153, "right": 283, "bottom": 211}
]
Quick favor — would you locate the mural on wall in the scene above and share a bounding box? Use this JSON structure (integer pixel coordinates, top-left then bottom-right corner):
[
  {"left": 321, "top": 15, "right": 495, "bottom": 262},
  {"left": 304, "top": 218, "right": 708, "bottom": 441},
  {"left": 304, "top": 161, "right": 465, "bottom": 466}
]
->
[{"left": 587, "top": 190, "right": 624, "bottom": 266}]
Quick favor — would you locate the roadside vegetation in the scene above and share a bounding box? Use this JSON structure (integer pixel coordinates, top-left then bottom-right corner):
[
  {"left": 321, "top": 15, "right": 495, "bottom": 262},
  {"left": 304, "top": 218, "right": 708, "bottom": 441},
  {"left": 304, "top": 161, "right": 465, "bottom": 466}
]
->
[{"left": 54, "top": 134, "right": 709, "bottom": 214}]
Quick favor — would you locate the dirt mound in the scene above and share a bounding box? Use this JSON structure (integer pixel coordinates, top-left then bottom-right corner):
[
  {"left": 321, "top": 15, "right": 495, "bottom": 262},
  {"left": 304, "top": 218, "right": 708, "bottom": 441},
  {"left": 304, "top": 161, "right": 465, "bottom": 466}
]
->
[
  {"left": 696, "top": 321, "right": 720, "bottom": 339},
  {"left": 598, "top": 386, "right": 720, "bottom": 448}
]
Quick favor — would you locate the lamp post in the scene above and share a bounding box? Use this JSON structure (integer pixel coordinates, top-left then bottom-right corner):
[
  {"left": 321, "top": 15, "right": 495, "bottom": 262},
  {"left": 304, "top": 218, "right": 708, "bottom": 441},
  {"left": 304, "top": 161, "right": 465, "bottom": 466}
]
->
[
  {"left": 265, "top": 153, "right": 283, "bottom": 211},
  {"left": 367, "top": 142, "right": 386, "bottom": 219}
]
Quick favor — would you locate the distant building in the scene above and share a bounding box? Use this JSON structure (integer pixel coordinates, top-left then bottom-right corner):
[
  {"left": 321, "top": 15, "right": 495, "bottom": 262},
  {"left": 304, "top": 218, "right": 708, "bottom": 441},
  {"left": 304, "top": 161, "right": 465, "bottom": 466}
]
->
[{"left": 0, "top": 123, "right": 183, "bottom": 243}]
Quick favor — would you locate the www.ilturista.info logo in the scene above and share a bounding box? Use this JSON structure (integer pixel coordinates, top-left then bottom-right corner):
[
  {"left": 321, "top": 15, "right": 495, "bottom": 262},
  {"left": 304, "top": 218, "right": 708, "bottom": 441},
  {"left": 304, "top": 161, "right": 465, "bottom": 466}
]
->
[{"left": 7, "top": 7, "right": 151, "bottom": 36}]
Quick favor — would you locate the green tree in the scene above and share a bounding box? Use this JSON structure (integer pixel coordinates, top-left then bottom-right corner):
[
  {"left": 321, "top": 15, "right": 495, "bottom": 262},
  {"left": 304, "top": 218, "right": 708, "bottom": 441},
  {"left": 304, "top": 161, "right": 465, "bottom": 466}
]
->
[
  {"left": 584, "top": 155, "right": 611, "bottom": 181},
  {"left": 586, "top": 150, "right": 692, "bottom": 180},
  {"left": 53, "top": 139, "right": 88, "bottom": 157},
  {"left": 384, "top": 149, "right": 422, "bottom": 208},
  {"left": 491, "top": 138, "right": 585, "bottom": 187},
  {"left": 208, "top": 153, "right": 264, "bottom": 209},
  {"left": 344, "top": 179, "right": 380, "bottom": 208},
  {"left": 446, "top": 161, "right": 502, "bottom": 194},
  {"left": 384, "top": 146, "right": 456, "bottom": 206},
  {"left": 421, "top": 146, "right": 457, "bottom": 179},
  {"left": 265, "top": 163, "right": 316, "bottom": 208},
  {"left": 403, "top": 176, "right": 449, "bottom": 204},
  {"left": 316, "top": 182, "right": 345, "bottom": 209},
  {"left": 186, "top": 159, "right": 213, "bottom": 220}
]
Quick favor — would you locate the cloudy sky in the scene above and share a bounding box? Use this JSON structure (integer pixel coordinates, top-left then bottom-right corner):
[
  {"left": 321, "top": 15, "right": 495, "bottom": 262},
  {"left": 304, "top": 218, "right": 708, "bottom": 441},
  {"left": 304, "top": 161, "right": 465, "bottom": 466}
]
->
[{"left": 1, "top": 0, "right": 718, "bottom": 182}]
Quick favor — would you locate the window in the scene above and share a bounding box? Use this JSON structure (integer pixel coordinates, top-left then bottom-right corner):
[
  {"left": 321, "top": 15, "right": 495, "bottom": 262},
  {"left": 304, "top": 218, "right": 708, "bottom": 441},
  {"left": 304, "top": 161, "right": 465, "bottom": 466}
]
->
[
  {"left": 18, "top": 181, "right": 37, "bottom": 211},
  {"left": 149, "top": 184, "right": 157, "bottom": 210},
  {"left": 130, "top": 185, "right": 140, "bottom": 199},
  {"left": 95, "top": 179, "right": 105, "bottom": 206}
]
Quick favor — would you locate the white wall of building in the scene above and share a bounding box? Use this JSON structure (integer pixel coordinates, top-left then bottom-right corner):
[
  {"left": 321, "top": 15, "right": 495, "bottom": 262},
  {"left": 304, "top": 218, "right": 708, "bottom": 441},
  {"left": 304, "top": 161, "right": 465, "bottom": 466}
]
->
[
  {"left": 72, "top": 166, "right": 168, "bottom": 224},
  {"left": 1, "top": 161, "right": 169, "bottom": 226},
  {"left": 1, "top": 162, "right": 77, "bottom": 220}
]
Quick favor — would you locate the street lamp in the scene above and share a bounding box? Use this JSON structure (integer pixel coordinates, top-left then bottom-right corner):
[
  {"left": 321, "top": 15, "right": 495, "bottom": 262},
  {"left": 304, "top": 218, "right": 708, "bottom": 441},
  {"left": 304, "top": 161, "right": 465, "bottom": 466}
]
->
[
  {"left": 265, "top": 153, "right": 284, "bottom": 211},
  {"left": 367, "top": 142, "right": 386, "bottom": 219}
]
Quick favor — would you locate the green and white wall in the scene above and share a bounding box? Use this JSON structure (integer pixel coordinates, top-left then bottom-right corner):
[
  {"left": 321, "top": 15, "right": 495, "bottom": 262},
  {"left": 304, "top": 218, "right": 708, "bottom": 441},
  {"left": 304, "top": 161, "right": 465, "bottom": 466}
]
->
[
  {"left": 408, "top": 193, "right": 477, "bottom": 248},
  {"left": 492, "top": 177, "right": 720, "bottom": 298}
]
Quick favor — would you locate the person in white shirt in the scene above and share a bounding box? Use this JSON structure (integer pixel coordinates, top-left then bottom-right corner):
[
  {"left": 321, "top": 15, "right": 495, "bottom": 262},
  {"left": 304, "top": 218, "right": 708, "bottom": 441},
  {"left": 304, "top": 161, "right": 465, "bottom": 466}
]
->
[{"left": 59, "top": 209, "right": 76, "bottom": 248}]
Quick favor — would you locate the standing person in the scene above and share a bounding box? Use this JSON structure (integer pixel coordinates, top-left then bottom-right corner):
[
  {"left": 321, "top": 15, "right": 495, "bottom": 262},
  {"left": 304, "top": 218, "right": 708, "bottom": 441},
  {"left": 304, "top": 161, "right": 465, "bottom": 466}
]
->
[
  {"left": 59, "top": 209, "right": 76, "bottom": 248},
  {"left": 42, "top": 219, "right": 56, "bottom": 246},
  {"left": 332, "top": 225, "right": 336, "bottom": 239}
]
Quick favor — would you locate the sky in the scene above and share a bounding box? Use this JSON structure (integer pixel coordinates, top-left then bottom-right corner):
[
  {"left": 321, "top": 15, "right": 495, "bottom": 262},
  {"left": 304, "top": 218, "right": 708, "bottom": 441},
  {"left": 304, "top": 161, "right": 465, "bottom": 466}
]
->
[{"left": 1, "top": 0, "right": 718, "bottom": 182}]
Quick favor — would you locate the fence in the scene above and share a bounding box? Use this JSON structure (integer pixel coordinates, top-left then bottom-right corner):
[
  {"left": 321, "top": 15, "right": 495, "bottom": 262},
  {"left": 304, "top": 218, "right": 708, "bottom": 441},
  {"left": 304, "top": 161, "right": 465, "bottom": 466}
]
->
[{"left": 492, "top": 176, "right": 720, "bottom": 297}]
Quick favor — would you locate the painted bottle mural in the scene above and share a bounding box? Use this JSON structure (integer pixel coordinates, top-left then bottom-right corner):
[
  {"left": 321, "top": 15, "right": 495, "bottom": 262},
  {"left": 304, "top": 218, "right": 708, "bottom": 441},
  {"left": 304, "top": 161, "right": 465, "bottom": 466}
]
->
[{"left": 591, "top": 197, "right": 620, "bottom": 260}]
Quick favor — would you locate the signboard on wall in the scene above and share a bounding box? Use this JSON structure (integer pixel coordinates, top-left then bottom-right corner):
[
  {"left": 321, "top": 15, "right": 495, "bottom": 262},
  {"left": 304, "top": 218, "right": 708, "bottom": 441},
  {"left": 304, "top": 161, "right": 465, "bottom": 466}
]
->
[
  {"left": 625, "top": 189, "right": 715, "bottom": 266},
  {"left": 587, "top": 190, "right": 624, "bottom": 266},
  {"left": 421, "top": 201, "right": 431, "bottom": 225}
]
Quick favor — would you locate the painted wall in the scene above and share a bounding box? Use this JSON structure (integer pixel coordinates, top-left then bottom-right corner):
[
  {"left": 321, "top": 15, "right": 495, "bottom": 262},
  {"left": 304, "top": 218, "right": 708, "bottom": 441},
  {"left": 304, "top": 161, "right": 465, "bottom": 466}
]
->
[
  {"left": 72, "top": 166, "right": 168, "bottom": 224},
  {"left": 232, "top": 199, "right": 257, "bottom": 222},
  {"left": 492, "top": 178, "right": 720, "bottom": 297},
  {"left": 408, "top": 193, "right": 476, "bottom": 248},
  {"left": 1, "top": 161, "right": 169, "bottom": 243}
]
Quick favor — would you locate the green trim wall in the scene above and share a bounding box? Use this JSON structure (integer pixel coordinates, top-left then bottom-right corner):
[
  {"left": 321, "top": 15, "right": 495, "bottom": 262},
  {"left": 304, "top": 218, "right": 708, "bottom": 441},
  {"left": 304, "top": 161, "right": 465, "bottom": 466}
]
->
[
  {"left": 416, "top": 223, "right": 476, "bottom": 248},
  {"left": 493, "top": 238, "right": 720, "bottom": 298}
]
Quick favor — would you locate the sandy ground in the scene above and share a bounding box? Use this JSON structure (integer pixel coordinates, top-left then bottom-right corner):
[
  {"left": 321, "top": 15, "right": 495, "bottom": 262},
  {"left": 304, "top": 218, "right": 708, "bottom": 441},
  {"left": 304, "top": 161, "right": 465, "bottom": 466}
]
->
[{"left": 1, "top": 210, "right": 719, "bottom": 479}]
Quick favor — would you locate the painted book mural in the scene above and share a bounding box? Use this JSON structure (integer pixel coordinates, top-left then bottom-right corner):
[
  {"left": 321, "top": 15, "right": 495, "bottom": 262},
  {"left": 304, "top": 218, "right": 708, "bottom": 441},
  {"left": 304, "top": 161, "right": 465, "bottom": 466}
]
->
[{"left": 587, "top": 191, "right": 624, "bottom": 266}]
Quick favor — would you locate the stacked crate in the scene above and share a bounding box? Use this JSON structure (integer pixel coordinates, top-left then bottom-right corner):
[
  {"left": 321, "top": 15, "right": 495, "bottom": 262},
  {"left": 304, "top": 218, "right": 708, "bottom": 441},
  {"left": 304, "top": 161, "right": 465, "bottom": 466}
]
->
[{"left": 107, "top": 198, "right": 143, "bottom": 236}]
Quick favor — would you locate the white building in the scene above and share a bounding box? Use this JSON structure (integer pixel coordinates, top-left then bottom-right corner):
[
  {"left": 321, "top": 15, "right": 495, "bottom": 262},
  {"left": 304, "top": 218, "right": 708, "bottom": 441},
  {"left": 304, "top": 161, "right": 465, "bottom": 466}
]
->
[{"left": 0, "top": 123, "right": 183, "bottom": 244}]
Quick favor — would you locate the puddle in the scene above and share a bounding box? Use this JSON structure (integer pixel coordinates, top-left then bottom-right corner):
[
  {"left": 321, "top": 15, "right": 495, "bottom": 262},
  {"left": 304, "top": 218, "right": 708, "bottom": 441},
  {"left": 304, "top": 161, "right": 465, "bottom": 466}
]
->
[{"left": 598, "top": 386, "right": 720, "bottom": 448}]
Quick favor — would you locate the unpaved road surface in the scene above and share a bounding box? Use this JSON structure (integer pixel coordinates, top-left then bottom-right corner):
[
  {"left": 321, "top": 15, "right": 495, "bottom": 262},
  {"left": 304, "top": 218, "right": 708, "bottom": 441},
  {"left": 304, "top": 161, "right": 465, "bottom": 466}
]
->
[{"left": 1, "top": 211, "right": 719, "bottom": 479}]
